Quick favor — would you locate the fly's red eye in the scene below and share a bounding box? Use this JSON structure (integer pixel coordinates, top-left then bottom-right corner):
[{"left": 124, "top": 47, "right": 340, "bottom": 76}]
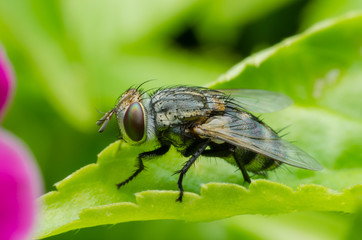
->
[{"left": 123, "top": 102, "right": 145, "bottom": 142}]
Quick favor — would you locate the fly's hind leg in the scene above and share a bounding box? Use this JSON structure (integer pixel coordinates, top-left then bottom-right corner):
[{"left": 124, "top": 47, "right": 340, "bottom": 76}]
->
[
  {"left": 175, "top": 139, "right": 210, "bottom": 202},
  {"left": 116, "top": 144, "right": 170, "bottom": 189},
  {"left": 235, "top": 160, "right": 251, "bottom": 184},
  {"left": 233, "top": 150, "right": 257, "bottom": 184}
]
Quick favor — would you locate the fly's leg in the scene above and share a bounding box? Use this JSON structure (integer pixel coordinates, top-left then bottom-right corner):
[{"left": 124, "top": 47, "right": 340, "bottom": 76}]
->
[
  {"left": 116, "top": 144, "right": 170, "bottom": 189},
  {"left": 116, "top": 157, "right": 144, "bottom": 189},
  {"left": 233, "top": 150, "right": 256, "bottom": 184},
  {"left": 203, "top": 144, "right": 252, "bottom": 184},
  {"left": 175, "top": 139, "right": 210, "bottom": 202},
  {"left": 202, "top": 144, "right": 252, "bottom": 184},
  {"left": 235, "top": 160, "right": 251, "bottom": 184}
]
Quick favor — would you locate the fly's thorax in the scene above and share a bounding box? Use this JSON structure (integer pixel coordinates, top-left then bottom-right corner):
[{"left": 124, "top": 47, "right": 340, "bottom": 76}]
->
[
  {"left": 152, "top": 89, "right": 205, "bottom": 129},
  {"left": 151, "top": 87, "right": 227, "bottom": 130},
  {"left": 115, "top": 89, "right": 155, "bottom": 145}
]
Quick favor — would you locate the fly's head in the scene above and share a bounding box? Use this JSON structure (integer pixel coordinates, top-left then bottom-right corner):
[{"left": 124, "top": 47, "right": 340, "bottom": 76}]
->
[{"left": 97, "top": 88, "right": 154, "bottom": 145}]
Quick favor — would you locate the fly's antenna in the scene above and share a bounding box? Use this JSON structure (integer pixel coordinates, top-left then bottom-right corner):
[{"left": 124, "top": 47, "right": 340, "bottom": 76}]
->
[{"left": 96, "top": 108, "right": 116, "bottom": 133}]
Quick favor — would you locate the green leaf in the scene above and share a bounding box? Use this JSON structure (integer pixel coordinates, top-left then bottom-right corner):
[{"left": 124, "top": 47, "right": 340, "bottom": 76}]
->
[
  {"left": 36, "top": 13, "right": 362, "bottom": 238},
  {"left": 37, "top": 141, "right": 362, "bottom": 239},
  {"left": 210, "top": 12, "right": 362, "bottom": 106},
  {"left": 300, "top": 0, "right": 362, "bottom": 30},
  {"left": 346, "top": 205, "right": 362, "bottom": 239},
  {"left": 196, "top": 0, "right": 294, "bottom": 44}
]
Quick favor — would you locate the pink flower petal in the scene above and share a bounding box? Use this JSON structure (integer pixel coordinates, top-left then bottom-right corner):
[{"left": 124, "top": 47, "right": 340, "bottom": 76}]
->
[
  {"left": 0, "top": 46, "right": 15, "bottom": 120},
  {"left": 0, "top": 129, "right": 42, "bottom": 240}
]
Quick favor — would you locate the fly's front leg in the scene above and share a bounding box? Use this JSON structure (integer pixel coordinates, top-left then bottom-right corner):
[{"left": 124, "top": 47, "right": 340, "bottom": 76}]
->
[
  {"left": 116, "top": 144, "right": 170, "bottom": 189},
  {"left": 175, "top": 139, "right": 210, "bottom": 202}
]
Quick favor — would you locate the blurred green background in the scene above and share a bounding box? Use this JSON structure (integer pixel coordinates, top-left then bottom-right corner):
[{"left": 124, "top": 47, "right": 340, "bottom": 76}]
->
[{"left": 1, "top": 0, "right": 361, "bottom": 239}]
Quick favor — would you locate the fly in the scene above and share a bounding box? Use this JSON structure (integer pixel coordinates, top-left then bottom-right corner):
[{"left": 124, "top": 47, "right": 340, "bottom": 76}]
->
[{"left": 97, "top": 86, "right": 322, "bottom": 202}]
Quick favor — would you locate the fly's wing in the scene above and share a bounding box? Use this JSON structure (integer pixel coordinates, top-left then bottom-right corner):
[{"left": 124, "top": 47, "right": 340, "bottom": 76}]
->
[
  {"left": 219, "top": 89, "right": 293, "bottom": 113},
  {"left": 194, "top": 112, "right": 322, "bottom": 170}
]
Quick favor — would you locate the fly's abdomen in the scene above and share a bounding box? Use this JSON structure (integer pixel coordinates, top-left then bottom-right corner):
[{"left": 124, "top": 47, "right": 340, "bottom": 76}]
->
[
  {"left": 244, "top": 154, "right": 281, "bottom": 173},
  {"left": 234, "top": 147, "right": 281, "bottom": 173}
]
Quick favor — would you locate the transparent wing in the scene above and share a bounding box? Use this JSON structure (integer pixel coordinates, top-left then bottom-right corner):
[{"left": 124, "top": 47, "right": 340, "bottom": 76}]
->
[
  {"left": 194, "top": 112, "right": 322, "bottom": 170},
  {"left": 219, "top": 89, "right": 293, "bottom": 113}
]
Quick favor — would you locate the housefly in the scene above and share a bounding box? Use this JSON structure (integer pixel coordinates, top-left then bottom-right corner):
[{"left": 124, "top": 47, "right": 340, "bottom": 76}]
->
[{"left": 97, "top": 85, "right": 322, "bottom": 202}]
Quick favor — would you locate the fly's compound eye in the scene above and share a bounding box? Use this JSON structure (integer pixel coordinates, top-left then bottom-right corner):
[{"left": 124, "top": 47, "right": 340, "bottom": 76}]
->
[{"left": 123, "top": 102, "right": 145, "bottom": 142}]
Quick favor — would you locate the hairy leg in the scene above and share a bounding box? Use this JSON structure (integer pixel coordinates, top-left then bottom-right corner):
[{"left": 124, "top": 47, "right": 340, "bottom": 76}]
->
[
  {"left": 175, "top": 139, "right": 210, "bottom": 202},
  {"left": 233, "top": 150, "right": 257, "bottom": 184},
  {"left": 116, "top": 144, "right": 171, "bottom": 188}
]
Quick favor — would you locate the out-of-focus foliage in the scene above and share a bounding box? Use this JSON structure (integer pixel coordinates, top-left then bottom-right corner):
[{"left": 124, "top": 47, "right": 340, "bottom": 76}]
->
[
  {"left": 0, "top": 0, "right": 361, "bottom": 240},
  {"left": 300, "top": 0, "right": 362, "bottom": 29}
]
